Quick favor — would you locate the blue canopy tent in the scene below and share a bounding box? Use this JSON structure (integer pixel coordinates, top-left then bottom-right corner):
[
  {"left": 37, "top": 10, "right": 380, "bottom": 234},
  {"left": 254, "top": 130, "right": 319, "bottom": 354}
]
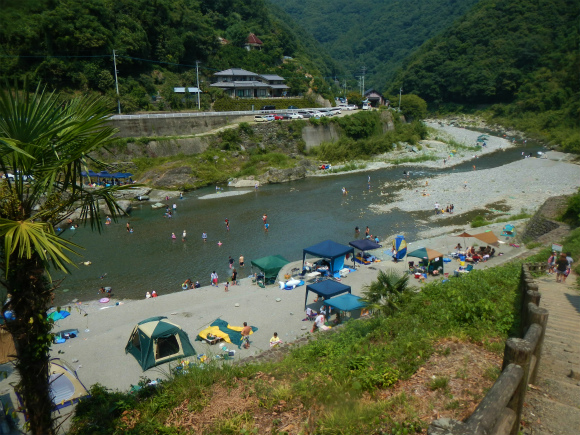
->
[
  {"left": 324, "top": 293, "right": 366, "bottom": 312},
  {"left": 303, "top": 240, "right": 354, "bottom": 274},
  {"left": 111, "top": 172, "right": 133, "bottom": 179},
  {"left": 349, "top": 239, "right": 381, "bottom": 267},
  {"left": 305, "top": 280, "right": 351, "bottom": 309}
]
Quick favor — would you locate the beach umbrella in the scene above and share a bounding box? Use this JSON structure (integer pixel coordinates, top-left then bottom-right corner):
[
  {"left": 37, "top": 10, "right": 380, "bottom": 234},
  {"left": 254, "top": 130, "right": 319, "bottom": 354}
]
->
[
  {"left": 48, "top": 310, "right": 70, "bottom": 323},
  {"left": 455, "top": 231, "right": 474, "bottom": 249}
]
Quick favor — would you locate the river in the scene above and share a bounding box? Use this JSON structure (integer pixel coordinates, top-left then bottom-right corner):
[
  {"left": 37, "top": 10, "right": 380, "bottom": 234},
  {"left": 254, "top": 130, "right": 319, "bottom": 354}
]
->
[{"left": 54, "top": 143, "right": 542, "bottom": 305}]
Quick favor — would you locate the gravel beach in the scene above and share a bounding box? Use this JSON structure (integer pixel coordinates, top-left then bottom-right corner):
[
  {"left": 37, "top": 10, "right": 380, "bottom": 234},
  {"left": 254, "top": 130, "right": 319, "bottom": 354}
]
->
[{"left": 372, "top": 156, "right": 580, "bottom": 219}]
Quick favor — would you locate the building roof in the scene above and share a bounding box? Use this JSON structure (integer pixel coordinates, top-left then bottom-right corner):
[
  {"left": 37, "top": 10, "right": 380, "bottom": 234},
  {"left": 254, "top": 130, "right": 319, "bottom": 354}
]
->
[
  {"left": 246, "top": 33, "right": 263, "bottom": 45},
  {"left": 260, "top": 74, "right": 285, "bottom": 81},
  {"left": 269, "top": 84, "right": 290, "bottom": 89},
  {"left": 209, "top": 81, "right": 270, "bottom": 89},
  {"left": 173, "top": 87, "right": 201, "bottom": 93},
  {"left": 214, "top": 68, "right": 259, "bottom": 77}
]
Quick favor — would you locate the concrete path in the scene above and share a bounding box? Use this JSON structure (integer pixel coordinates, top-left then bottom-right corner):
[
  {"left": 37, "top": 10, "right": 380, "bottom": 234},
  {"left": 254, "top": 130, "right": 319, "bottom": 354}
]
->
[{"left": 522, "top": 272, "right": 580, "bottom": 435}]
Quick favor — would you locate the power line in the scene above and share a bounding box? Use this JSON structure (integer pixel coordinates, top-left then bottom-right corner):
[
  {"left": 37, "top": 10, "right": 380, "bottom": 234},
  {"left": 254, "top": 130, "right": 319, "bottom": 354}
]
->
[{"left": 0, "top": 53, "right": 374, "bottom": 84}]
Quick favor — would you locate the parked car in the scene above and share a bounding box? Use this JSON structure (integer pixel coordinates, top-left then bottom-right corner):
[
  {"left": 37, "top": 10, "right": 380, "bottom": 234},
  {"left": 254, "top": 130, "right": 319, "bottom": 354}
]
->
[
  {"left": 288, "top": 105, "right": 299, "bottom": 110},
  {"left": 343, "top": 105, "right": 357, "bottom": 111},
  {"left": 254, "top": 115, "right": 267, "bottom": 122},
  {"left": 261, "top": 105, "right": 276, "bottom": 111},
  {"left": 272, "top": 114, "right": 284, "bottom": 120},
  {"left": 297, "top": 111, "right": 312, "bottom": 118},
  {"left": 262, "top": 115, "right": 275, "bottom": 122},
  {"left": 289, "top": 113, "right": 304, "bottom": 119}
]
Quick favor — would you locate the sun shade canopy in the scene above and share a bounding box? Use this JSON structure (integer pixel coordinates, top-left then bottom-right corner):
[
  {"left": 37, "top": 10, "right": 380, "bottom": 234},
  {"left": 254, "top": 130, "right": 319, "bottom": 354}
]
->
[
  {"left": 305, "top": 280, "right": 351, "bottom": 309},
  {"left": 303, "top": 240, "right": 354, "bottom": 272},
  {"left": 250, "top": 255, "right": 290, "bottom": 279},
  {"left": 196, "top": 319, "right": 258, "bottom": 348},
  {"left": 349, "top": 239, "right": 381, "bottom": 251},
  {"left": 471, "top": 231, "right": 500, "bottom": 247},
  {"left": 324, "top": 293, "right": 366, "bottom": 312},
  {"left": 407, "top": 247, "right": 444, "bottom": 261}
]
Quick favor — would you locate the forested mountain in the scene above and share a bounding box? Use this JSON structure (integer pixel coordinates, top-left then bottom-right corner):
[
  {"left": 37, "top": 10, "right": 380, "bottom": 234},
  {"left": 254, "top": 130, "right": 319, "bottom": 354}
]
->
[
  {"left": 386, "top": 0, "right": 580, "bottom": 151},
  {"left": 0, "top": 0, "right": 338, "bottom": 112},
  {"left": 269, "top": 0, "right": 481, "bottom": 91}
]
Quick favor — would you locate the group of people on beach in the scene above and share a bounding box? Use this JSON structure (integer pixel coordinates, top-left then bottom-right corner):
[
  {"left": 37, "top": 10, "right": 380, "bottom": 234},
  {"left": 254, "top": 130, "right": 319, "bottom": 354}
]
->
[{"left": 434, "top": 203, "right": 454, "bottom": 215}]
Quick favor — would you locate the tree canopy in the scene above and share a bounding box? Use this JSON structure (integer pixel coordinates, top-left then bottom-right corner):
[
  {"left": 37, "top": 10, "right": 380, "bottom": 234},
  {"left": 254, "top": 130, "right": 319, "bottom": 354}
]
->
[
  {"left": 0, "top": 0, "right": 338, "bottom": 111},
  {"left": 269, "top": 0, "right": 481, "bottom": 90},
  {"left": 386, "top": 0, "right": 579, "bottom": 150}
]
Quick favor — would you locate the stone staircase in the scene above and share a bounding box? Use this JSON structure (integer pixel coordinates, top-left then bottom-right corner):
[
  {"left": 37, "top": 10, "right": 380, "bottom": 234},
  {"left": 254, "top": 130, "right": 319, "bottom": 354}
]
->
[{"left": 521, "top": 273, "right": 580, "bottom": 435}]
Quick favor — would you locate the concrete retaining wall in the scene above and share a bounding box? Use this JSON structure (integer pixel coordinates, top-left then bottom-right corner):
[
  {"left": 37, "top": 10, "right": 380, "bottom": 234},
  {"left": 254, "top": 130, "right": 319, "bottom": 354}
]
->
[
  {"left": 302, "top": 124, "right": 341, "bottom": 150},
  {"left": 108, "top": 114, "right": 255, "bottom": 138}
]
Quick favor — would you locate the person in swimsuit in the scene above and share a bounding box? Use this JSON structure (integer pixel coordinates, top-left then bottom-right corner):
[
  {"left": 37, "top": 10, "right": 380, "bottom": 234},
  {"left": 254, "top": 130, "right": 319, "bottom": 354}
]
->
[{"left": 239, "top": 255, "right": 244, "bottom": 267}]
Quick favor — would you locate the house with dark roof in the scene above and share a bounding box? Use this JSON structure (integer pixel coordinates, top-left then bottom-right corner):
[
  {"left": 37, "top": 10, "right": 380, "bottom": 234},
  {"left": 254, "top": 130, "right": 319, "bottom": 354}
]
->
[
  {"left": 210, "top": 68, "right": 289, "bottom": 98},
  {"left": 364, "top": 89, "right": 385, "bottom": 107},
  {"left": 245, "top": 33, "right": 263, "bottom": 51}
]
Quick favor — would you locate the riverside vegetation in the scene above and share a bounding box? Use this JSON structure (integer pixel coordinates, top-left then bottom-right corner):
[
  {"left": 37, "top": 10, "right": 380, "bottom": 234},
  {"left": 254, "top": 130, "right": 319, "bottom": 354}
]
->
[
  {"left": 69, "top": 260, "right": 524, "bottom": 434},
  {"left": 114, "top": 110, "right": 428, "bottom": 189}
]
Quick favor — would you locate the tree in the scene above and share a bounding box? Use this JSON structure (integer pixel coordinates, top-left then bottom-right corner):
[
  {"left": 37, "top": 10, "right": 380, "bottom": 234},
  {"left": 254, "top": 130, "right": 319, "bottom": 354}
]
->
[
  {"left": 398, "top": 94, "right": 427, "bottom": 121},
  {"left": 362, "top": 270, "right": 410, "bottom": 316},
  {"left": 346, "top": 91, "right": 362, "bottom": 108},
  {"left": 0, "top": 83, "right": 129, "bottom": 435}
]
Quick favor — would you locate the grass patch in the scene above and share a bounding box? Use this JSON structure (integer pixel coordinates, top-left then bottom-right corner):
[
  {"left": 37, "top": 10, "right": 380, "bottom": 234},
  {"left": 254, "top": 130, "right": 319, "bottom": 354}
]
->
[
  {"left": 429, "top": 376, "right": 449, "bottom": 391},
  {"left": 471, "top": 208, "right": 532, "bottom": 228},
  {"left": 328, "top": 162, "right": 367, "bottom": 173},
  {"left": 447, "top": 138, "right": 481, "bottom": 152},
  {"left": 70, "top": 261, "right": 524, "bottom": 434},
  {"left": 389, "top": 155, "right": 439, "bottom": 165}
]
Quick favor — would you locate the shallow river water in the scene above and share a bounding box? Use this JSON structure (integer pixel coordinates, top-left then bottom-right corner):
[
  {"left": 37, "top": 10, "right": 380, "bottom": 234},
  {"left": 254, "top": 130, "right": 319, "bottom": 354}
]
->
[{"left": 54, "top": 143, "right": 542, "bottom": 304}]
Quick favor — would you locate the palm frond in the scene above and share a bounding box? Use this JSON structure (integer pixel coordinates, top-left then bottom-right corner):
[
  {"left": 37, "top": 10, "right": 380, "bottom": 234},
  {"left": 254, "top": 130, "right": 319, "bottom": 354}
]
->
[{"left": 0, "top": 218, "right": 82, "bottom": 276}]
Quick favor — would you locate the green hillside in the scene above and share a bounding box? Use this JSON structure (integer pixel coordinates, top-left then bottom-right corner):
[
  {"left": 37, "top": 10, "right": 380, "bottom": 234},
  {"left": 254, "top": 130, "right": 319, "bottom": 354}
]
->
[
  {"left": 387, "top": 0, "right": 580, "bottom": 151},
  {"left": 0, "top": 0, "right": 338, "bottom": 112},
  {"left": 269, "top": 0, "right": 481, "bottom": 91}
]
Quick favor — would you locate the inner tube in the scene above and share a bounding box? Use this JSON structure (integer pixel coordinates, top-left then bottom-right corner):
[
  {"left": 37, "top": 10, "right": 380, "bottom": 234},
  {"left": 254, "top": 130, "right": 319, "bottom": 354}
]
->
[
  {"left": 182, "top": 283, "right": 188, "bottom": 290},
  {"left": 99, "top": 298, "right": 110, "bottom": 303}
]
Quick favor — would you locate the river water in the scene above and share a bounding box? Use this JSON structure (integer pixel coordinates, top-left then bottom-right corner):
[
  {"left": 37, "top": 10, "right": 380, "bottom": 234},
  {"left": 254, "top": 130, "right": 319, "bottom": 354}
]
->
[{"left": 54, "top": 143, "right": 542, "bottom": 305}]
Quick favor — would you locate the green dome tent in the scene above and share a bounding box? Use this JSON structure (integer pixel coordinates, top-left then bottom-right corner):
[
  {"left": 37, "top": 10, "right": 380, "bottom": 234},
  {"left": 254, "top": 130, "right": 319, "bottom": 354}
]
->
[
  {"left": 125, "top": 316, "right": 196, "bottom": 371},
  {"left": 251, "top": 255, "right": 290, "bottom": 280}
]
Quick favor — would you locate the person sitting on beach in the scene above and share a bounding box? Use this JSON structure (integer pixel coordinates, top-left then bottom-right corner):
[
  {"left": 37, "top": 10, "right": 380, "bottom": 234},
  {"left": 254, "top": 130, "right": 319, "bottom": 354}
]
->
[
  {"left": 314, "top": 313, "right": 329, "bottom": 331},
  {"left": 151, "top": 290, "right": 158, "bottom": 297},
  {"left": 194, "top": 281, "right": 201, "bottom": 288},
  {"left": 304, "top": 307, "right": 317, "bottom": 321},
  {"left": 146, "top": 291, "right": 151, "bottom": 299},
  {"left": 269, "top": 332, "right": 283, "bottom": 348},
  {"left": 455, "top": 243, "right": 462, "bottom": 251}
]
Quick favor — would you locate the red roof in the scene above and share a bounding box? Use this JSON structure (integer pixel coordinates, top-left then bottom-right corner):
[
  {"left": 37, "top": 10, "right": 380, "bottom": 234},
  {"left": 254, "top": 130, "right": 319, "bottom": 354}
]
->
[{"left": 246, "top": 33, "right": 263, "bottom": 45}]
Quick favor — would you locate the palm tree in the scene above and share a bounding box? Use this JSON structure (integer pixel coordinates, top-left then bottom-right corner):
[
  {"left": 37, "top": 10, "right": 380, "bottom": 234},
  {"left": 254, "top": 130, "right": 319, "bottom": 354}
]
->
[
  {"left": 362, "top": 269, "right": 410, "bottom": 316},
  {"left": 0, "top": 83, "right": 130, "bottom": 435}
]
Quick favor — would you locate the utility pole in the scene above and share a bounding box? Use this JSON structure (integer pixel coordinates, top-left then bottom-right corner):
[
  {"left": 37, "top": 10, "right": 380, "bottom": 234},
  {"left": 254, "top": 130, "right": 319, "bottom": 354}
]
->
[
  {"left": 398, "top": 86, "right": 403, "bottom": 112},
  {"left": 112, "top": 50, "right": 121, "bottom": 114},
  {"left": 361, "top": 65, "right": 366, "bottom": 97},
  {"left": 343, "top": 79, "right": 347, "bottom": 97},
  {"left": 356, "top": 76, "right": 362, "bottom": 96},
  {"left": 195, "top": 60, "right": 201, "bottom": 110}
]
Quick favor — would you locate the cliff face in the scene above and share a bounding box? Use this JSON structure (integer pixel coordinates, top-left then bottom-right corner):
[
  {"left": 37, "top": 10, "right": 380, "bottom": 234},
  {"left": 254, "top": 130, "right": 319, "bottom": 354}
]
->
[{"left": 101, "top": 111, "right": 397, "bottom": 189}]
